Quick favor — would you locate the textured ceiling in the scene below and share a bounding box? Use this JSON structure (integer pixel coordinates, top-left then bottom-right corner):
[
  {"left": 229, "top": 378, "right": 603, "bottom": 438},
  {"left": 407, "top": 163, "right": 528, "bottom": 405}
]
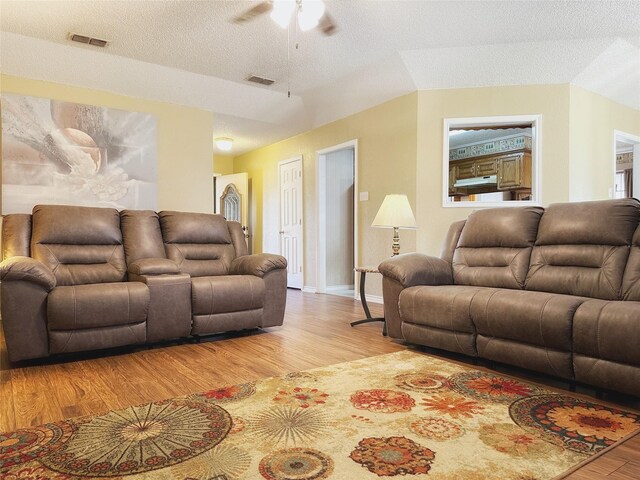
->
[{"left": 1, "top": 0, "right": 639, "bottom": 154}]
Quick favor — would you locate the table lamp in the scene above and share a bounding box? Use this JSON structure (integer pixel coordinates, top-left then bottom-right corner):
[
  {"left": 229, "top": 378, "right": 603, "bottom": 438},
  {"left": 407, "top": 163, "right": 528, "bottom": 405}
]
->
[{"left": 371, "top": 194, "right": 417, "bottom": 256}]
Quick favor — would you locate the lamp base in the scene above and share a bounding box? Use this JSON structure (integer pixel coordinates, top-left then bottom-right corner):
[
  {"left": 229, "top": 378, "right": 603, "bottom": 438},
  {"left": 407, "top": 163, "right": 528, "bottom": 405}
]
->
[{"left": 392, "top": 227, "right": 400, "bottom": 256}]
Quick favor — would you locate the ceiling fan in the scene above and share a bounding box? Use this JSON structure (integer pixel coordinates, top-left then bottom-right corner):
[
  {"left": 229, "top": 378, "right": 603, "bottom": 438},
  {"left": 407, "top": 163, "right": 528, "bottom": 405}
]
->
[{"left": 233, "top": 0, "right": 337, "bottom": 36}]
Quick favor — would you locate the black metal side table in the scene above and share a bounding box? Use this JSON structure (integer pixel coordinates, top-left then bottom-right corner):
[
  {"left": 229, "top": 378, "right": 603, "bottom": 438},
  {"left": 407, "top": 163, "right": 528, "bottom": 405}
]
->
[{"left": 350, "top": 267, "right": 386, "bottom": 336}]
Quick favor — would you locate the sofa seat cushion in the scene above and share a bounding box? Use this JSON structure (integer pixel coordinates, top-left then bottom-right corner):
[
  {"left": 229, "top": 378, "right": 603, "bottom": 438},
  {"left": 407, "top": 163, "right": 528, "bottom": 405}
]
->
[
  {"left": 471, "top": 289, "right": 587, "bottom": 350},
  {"left": 573, "top": 299, "right": 640, "bottom": 396},
  {"left": 472, "top": 290, "right": 587, "bottom": 380},
  {"left": 192, "top": 275, "right": 264, "bottom": 315},
  {"left": 399, "top": 285, "right": 497, "bottom": 332},
  {"left": 573, "top": 300, "right": 640, "bottom": 368},
  {"left": 399, "top": 285, "right": 499, "bottom": 357},
  {"left": 47, "top": 282, "right": 150, "bottom": 330}
]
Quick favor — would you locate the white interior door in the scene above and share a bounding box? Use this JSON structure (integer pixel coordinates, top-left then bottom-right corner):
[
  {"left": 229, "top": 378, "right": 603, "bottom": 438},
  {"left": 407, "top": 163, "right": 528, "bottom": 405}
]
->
[
  {"left": 279, "top": 157, "right": 303, "bottom": 289},
  {"left": 215, "top": 172, "right": 251, "bottom": 252}
]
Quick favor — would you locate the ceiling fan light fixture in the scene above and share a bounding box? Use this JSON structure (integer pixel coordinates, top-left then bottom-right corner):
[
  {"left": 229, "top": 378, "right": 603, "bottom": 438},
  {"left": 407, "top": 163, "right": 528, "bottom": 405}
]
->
[
  {"left": 297, "top": 11, "right": 318, "bottom": 31},
  {"left": 270, "top": 0, "right": 296, "bottom": 28},
  {"left": 298, "top": 0, "right": 325, "bottom": 30},
  {"left": 215, "top": 137, "right": 234, "bottom": 151}
]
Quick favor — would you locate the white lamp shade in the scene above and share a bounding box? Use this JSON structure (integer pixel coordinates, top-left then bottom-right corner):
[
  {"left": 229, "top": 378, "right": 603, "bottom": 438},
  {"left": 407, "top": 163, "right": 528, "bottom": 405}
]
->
[{"left": 371, "top": 194, "right": 417, "bottom": 229}]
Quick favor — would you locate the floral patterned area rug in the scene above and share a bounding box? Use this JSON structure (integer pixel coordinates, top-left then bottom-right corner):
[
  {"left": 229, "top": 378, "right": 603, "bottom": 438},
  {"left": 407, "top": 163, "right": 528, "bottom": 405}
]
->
[{"left": 2, "top": 350, "right": 639, "bottom": 480}]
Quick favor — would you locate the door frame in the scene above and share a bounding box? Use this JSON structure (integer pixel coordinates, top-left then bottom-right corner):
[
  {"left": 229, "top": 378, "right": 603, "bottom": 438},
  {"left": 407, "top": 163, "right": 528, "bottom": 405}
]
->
[
  {"left": 613, "top": 130, "right": 640, "bottom": 198},
  {"left": 278, "top": 155, "right": 304, "bottom": 288},
  {"left": 316, "top": 139, "right": 358, "bottom": 297}
]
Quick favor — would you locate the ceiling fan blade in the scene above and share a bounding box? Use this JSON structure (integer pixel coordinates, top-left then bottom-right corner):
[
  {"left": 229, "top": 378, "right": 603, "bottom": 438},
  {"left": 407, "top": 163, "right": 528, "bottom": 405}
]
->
[
  {"left": 317, "top": 11, "right": 337, "bottom": 36},
  {"left": 232, "top": 1, "right": 273, "bottom": 23}
]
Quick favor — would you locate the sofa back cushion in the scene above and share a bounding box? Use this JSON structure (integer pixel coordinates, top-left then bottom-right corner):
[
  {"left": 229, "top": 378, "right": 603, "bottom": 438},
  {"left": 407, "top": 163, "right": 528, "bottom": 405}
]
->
[
  {"left": 120, "top": 210, "right": 167, "bottom": 264},
  {"left": 159, "top": 211, "right": 235, "bottom": 277},
  {"left": 453, "top": 206, "right": 544, "bottom": 289},
  {"left": 526, "top": 199, "right": 639, "bottom": 300},
  {"left": 31, "top": 205, "right": 126, "bottom": 286},
  {"left": 622, "top": 223, "right": 640, "bottom": 300}
]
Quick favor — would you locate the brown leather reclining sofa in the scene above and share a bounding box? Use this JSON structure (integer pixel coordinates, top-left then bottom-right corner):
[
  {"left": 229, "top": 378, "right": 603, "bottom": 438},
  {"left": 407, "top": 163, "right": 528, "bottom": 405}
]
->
[
  {"left": 0, "top": 204, "right": 287, "bottom": 362},
  {"left": 379, "top": 199, "right": 640, "bottom": 397}
]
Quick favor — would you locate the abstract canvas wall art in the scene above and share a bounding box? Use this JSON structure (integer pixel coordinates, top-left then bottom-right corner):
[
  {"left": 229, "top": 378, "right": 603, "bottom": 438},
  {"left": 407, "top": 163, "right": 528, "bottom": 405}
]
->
[{"left": 1, "top": 93, "right": 157, "bottom": 214}]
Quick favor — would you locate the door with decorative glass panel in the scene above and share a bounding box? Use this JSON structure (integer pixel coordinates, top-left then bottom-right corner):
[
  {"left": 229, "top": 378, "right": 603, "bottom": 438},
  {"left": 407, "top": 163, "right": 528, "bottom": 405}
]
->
[
  {"left": 278, "top": 157, "right": 303, "bottom": 289},
  {"left": 214, "top": 172, "right": 251, "bottom": 253}
]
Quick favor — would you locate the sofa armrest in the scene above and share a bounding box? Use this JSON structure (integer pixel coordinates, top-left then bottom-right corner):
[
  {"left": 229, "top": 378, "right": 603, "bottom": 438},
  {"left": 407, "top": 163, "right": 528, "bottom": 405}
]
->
[
  {"left": 0, "top": 256, "right": 56, "bottom": 291},
  {"left": 128, "top": 258, "right": 180, "bottom": 276},
  {"left": 378, "top": 253, "right": 452, "bottom": 288},
  {"left": 230, "top": 253, "right": 287, "bottom": 278},
  {"left": 1, "top": 256, "right": 54, "bottom": 360}
]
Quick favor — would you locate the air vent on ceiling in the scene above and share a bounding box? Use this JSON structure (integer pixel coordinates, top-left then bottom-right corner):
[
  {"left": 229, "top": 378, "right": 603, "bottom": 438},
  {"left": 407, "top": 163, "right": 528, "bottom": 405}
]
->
[
  {"left": 246, "top": 75, "right": 275, "bottom": 86},
  {"left": 68, "top": 32, "right": 109, "bottom": 48}
]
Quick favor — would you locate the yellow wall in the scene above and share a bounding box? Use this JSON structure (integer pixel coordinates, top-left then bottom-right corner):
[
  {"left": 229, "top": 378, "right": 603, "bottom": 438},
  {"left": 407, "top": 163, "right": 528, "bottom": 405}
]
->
[
  {"left": 1, "top": 74, "right": 214, "bottom": 213},
  {"left": 415, "top": 84, "right": 572, "bottom": 254},
  {"left": 213, "top": 155, "right": 235, "bottom": 175},
  {"left": 234, "top": 93, "right": 418, "bottom": 295},
  {"left": 569, "top": 85, "right": 640, "bottom": 201}
]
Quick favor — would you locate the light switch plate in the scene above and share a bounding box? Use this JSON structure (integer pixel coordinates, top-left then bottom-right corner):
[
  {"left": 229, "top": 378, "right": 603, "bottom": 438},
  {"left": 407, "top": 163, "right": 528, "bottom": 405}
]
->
[{"left": 359, "top": 191, "right": 369, "bottom": 201}]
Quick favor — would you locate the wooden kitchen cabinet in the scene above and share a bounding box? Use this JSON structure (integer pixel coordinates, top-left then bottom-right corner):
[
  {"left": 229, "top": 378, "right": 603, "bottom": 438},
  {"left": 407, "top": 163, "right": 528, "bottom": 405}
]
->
[
  {"left": 498, "top": 154, "right": 522, "bottom": 189},
  {"left": 456, "top": 161, "right": 476, "bottom": 179},
  {"left": 475, "top": 158, "right": 498, "bottom": 176},
  {"left": 449, "top": 150, "right": 531, "bottom": 196},
  {"left": 448, "top": 165, "right": 457, "bottom": 195},
  {"left": 497, "top": 153, "right": 531, "bottom": 190}
]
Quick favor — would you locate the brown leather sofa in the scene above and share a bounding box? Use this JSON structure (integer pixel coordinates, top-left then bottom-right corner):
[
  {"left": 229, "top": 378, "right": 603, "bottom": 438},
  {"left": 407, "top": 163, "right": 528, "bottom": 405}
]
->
[
  {"left": 379, "top": 199, "right": 640, "bottom": 397},
  {"left": 0, "top": 205, "right": 287, "bottom": 362}
]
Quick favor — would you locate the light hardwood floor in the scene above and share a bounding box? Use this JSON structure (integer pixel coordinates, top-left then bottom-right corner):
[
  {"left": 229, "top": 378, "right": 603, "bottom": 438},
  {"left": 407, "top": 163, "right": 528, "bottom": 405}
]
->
[{"left": 1, "top": 290, "right": 638, "bottom": 479}]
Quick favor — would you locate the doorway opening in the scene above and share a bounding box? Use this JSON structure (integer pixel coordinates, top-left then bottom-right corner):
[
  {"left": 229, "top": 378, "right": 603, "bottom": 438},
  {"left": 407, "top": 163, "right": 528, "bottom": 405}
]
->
[
  {"left": 613, "top": 130, "right": 640, "bottom": 199},
  {"left": 317, "top": 140, "right": 358, "bottom": 299}
]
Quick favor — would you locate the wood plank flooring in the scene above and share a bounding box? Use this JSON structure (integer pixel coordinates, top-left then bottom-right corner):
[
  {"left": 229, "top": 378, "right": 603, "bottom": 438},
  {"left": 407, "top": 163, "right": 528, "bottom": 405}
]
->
[{"left": 1, "top": 289, "right": 638, "bottom": 479}]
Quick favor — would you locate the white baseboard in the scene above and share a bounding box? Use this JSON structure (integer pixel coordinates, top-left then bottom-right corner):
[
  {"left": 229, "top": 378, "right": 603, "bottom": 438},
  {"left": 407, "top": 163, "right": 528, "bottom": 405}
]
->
[
  {"left": 326, "top": 284, "right": 354, "bottom": 291},
  {"left": 301, "top": 287, "right": 382, "bottom": 305},
  {"left": 357, "top": 294, "right": 384, "bottom": 304}
]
